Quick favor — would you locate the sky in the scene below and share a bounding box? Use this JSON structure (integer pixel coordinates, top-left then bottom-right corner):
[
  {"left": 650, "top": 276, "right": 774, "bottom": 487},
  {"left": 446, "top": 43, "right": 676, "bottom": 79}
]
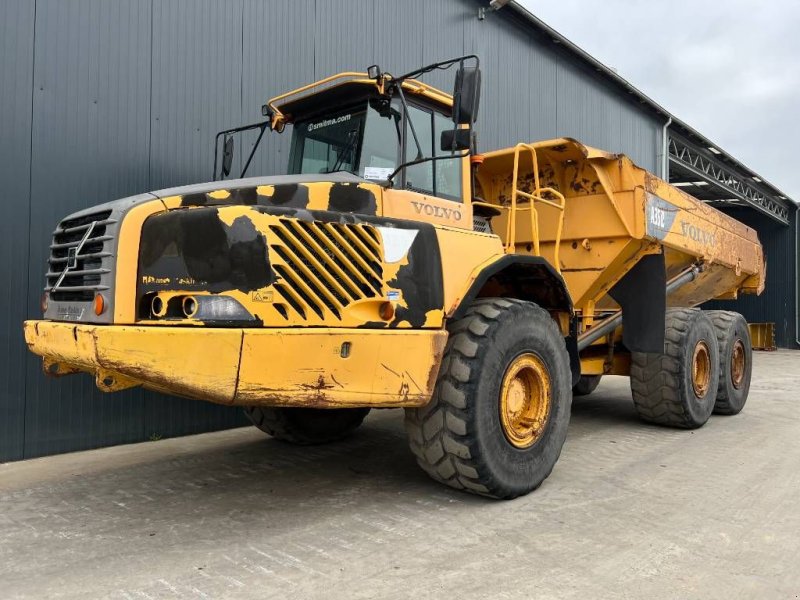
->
[{"left": 517, "top": 0, "right": 800, "bottom": 203}]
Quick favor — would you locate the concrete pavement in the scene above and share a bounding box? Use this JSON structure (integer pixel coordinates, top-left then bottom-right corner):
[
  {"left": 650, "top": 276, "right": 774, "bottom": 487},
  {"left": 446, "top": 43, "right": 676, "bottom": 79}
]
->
[{"left": 1, "top": 350, "right": 799, "bottom": 599}]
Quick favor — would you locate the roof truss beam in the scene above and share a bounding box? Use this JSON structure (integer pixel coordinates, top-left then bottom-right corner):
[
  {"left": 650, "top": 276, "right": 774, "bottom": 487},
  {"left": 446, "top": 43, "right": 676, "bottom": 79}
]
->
[{"left": 668, "top": 134, "right": 790, "bottom": 224}]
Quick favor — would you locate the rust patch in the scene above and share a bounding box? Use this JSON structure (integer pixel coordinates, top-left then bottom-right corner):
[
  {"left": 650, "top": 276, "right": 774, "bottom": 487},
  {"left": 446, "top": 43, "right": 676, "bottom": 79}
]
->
[
  {"left": 425, "top": 335, "right": 447, "bottom": 396},
  {"left": 299, "top": 374, "right": 336, "bottom": 405},
  {"left": 397, "top": 380, "right": 410, "bottom": 403},
  {"left": 299, "top": 374, "right": 336, "bottom": 392}
]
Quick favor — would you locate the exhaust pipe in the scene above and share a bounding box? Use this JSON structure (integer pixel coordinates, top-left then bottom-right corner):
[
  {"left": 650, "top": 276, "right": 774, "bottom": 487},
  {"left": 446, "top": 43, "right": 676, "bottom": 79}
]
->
[
  {"left": 151, "top": 295, "right": 166, "bottom": 317},
  {"left": 182, "top": 296, "right": 198, "bottom": 318}
]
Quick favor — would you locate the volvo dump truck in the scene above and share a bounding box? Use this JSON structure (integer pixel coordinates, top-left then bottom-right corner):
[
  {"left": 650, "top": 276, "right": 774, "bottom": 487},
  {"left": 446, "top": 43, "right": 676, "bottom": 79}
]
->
[{"left": 25, "top": 57, "right": 764, "bottom": 499}]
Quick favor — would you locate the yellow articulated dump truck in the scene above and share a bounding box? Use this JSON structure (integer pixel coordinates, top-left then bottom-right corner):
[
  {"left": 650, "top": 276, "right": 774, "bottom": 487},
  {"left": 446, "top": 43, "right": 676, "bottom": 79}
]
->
[{"left": 25, "top": 57, "right": 764, "bottom": 499}]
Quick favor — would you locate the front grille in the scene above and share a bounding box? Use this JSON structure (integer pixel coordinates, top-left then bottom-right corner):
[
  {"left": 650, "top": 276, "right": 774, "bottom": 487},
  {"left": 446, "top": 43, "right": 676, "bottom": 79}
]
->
[
  {"left": 46, "top": 210, "right": 116, "bottom": 301},
  {"left": 268, "top": 219, "right": 383, "bottom": 321}
]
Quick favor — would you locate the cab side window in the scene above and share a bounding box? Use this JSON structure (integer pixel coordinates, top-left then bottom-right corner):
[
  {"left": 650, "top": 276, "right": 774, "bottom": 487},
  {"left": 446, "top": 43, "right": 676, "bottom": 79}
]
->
[
  {"left": 404, "top": 106, "right": 463, "bottom": 202},
  {"left": 433, "top": 112, "right": 463, "bottom": 201},
  {"left": 404, "top": 106, "right": 435, "bottom": 196}
]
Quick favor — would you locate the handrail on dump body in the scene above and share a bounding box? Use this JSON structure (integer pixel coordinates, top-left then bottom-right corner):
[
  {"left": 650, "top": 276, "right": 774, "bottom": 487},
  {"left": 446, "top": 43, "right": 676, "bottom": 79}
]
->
[{"left": 502, "top": 143, "right": 566, "bottom": 271}]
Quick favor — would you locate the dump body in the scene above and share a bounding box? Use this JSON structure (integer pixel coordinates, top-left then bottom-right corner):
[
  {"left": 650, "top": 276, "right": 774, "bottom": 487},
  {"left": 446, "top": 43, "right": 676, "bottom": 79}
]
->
[{"left": 475, "top": 138, "right": 764, "bottom": 321}]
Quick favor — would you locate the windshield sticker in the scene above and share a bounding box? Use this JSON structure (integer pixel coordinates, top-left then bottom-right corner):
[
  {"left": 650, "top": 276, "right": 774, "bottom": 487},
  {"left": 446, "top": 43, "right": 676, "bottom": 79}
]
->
[
  {"left": 363, "top": 166, "right": 394, "bottom": 180},
  {"left": 307, "top": 114, "right": 352, "bottom": 132}
]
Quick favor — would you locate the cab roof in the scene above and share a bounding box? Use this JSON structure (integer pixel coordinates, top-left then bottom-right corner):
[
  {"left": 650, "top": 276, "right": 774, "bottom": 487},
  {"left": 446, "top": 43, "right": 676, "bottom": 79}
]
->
[{"left": 268, "top": 73, "right": 453, "bottom": 129}]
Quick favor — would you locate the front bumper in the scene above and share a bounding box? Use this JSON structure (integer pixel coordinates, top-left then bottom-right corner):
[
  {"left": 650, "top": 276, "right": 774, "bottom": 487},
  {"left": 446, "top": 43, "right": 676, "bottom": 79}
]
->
[{"left": 24, "top": 321, "right": 446, "bottom": 408}]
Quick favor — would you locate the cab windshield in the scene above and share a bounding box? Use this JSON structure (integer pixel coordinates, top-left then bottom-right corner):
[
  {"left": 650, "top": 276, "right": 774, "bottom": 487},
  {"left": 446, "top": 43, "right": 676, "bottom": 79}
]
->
[
  {"left": 288, "top": 98, "right": 402, "bottom": 181},
  {"left": 287, "top": 95, "right": 462, "bottom": 201}
]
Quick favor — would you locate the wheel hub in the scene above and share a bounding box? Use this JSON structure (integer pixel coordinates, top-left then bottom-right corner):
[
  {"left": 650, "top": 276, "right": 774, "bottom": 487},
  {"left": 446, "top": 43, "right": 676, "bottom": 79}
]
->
[
  {"left": 691, "top": 340, "right": 712, "bottom": 398},
  {"left": 731, "top": 339, "right": 746, "bottom": 389},
  {"left": 499, "top": 353, "right": 551, "bottom": 448}
]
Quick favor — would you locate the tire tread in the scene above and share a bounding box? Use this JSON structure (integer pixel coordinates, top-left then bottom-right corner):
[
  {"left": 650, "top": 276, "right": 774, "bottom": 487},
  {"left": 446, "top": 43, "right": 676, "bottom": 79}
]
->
[
  {"left": 630, "top": 308, "right": 717, "bottom": 429},
  {"left": 404, "top": 298, "right": 570, "bottom": 498}
]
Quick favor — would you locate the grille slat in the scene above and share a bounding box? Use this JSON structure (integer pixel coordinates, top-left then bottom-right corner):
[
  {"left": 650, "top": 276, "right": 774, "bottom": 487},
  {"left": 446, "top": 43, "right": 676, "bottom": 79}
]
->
[
  {"left": 273, "top": 283, "right": 306, "bottom": 319},
  {"left": 49, "top": 251, "right": 112, "bottom": 264},
  {"left": 46, "top": 209, "right": 114, "bottom": 302},
  {"left": 336, "top": 225, "right": 382, "bottom": 272},
  {"left": 50, "top": 235, "right": 113, "bottom": 250},
  {"left": 321, "top": 224, "right": 383, "bottom": 293},
  {"left": 299, "top": 222, "right": 367, "bottom": 301},
  {"left": 53, "top": 218, "right": 117, "bottom": 236},
  {"left": 46, "top": 268, "right": 110, "bottom": 278},
  {"left": 273, "top": 264, "right": 326, "bottom": 320},
  {"left": 315, "top": 224, "right": 380, "bottom": 295},
  {"left": 268, "top": 219, "right": 384, "bottom": 322},
  {"left": 281, "top": 221, "right": 355, "bottom": 306},
  {"left": 269, "top": 231, "right": 344, "bottom": 317},
  {"left": 44, "top": 284, "right": 111, "bottom": 292},
  {"left": 348, "top": 225, "right": 382, "bottom": 261}
]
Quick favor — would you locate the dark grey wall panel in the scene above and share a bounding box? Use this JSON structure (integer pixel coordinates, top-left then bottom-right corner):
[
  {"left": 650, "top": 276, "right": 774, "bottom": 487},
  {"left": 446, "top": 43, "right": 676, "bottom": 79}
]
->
[
  {"left": 24, "top": 0, "right": 154, "bottom": 458},
  {"left": 706, "top": 209, "right": 799, "bottom": 349},
  {"left": 421, "top": 0, "right": 468, "bottom": 91},
  {"left": 372, "top": 0, "right": 425, "bottom": 73},
  {"left": 240, "top": 0, "right": 315, "bottom": 179},
  {"left": 0, "top": 0, "right": 35, "bottom": 462},
  {"left": 556, "top": 56, "right": 659, "bottom": 172},
  {"left": 149, "top": 0, "right": 245, "bottom": 188},
  {"left": 313, "top": 0, "right": 374, "bottom": 79}
]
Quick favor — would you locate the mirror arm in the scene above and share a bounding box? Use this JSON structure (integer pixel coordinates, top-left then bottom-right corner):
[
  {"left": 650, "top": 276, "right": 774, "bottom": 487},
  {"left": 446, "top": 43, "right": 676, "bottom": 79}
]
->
[
  {"left": 240, "top": 122, "right": 268, "bottom": 178},
  {"left": 395, "top": 54, "right": 480, "bottom": 84},
  {"left": 212, "top": 120, "right": 271, "bottom": 181}
]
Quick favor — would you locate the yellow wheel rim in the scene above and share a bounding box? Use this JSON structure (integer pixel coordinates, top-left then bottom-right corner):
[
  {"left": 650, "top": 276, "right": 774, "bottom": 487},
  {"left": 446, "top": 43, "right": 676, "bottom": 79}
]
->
[
  {"left": 692, "top": 340, "right": 712, "bottom": 398},
  {"left": 499, "top": 353, "right": 551, "bottom": 449},
  {"left": 731, "top": 339, "right": 746, "bottom": 389}
]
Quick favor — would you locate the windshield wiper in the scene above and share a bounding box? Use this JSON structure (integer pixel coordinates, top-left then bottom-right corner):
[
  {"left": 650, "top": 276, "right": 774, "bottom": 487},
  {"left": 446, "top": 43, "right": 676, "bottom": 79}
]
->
[{"left": 327, "top": 129, "right": 360, "bottom": 173}]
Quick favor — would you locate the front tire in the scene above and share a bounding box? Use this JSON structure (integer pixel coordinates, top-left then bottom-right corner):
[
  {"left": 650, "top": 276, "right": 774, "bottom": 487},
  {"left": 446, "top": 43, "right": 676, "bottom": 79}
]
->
[
  {"left": 244, "top": 406, "right": 370, "bottom": 445},
  {"left": 404, "top": 298, "right": 572, "bottom": 499}
]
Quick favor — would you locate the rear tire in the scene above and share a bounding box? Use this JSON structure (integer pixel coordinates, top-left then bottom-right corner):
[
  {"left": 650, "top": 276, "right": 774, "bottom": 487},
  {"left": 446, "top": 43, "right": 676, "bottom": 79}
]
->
[
  {"left": 244, "top": 406, "right": 370, "bottom": 445},
  {"left": 630, "top": 308, "right": 719, "bottom": 429},
  {"left": 706, "top": 310, "right": 752, "bottom": 415},
  {"left": 404, "top": 298, "right": 572, "bottom": 499},
  {"left": 573, "top": 375, "right": 602, "bottom": 396}
]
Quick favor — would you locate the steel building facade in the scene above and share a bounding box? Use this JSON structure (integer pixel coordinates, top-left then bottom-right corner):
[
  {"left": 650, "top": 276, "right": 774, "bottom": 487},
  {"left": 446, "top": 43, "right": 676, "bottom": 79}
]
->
[{"left": 0, "top": 0, "right": 795, "bottom": 461}]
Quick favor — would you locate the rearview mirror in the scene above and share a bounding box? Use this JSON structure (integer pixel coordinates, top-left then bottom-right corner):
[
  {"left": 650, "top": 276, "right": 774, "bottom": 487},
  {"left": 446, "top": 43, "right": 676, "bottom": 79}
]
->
[
  {"left": 452, "top": 66, "right": 481, "bottom": 125},
  {"left": 441, "top": 129, "right": 472, "bottom": 152},
  {"left": 221, "top": 135, "right": 234, "bottom": 178}
]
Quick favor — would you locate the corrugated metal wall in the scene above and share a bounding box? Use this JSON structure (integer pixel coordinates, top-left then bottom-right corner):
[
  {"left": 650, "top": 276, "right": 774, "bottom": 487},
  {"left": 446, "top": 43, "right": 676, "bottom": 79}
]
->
[
  {"left": 706, "top": 208, "right": 799, "bottom": 349},
  {"left": 0, "top": 0, "right": 35, "bottom": 462},
  {"left": 1, "top": 0, "right": 667, "bottom": 461}
]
